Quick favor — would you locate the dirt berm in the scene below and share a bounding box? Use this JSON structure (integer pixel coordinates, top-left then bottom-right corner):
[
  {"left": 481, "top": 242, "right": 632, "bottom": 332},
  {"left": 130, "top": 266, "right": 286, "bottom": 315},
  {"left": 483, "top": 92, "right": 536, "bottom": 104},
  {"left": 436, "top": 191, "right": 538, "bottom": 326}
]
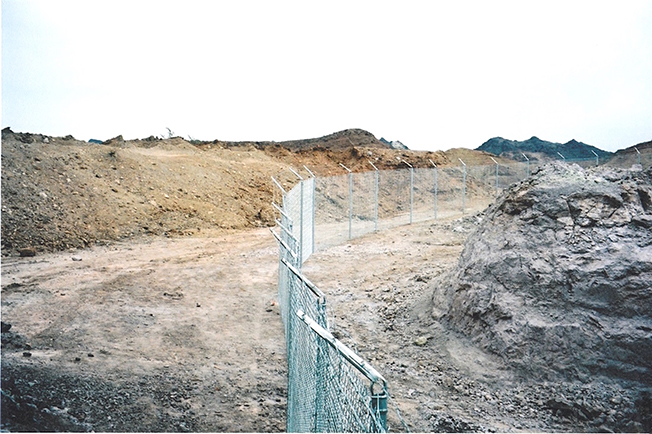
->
[{"left": 430, "top": 162, "right": 652, "bottom": 384}]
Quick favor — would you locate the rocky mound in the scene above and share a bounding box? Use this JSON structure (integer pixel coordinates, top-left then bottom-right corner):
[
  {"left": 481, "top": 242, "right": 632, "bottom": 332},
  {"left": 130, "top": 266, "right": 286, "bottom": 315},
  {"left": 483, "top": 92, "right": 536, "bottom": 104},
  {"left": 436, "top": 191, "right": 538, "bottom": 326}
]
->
[{"left": 430, "top": 162, "right": 652, "bottom": 383}]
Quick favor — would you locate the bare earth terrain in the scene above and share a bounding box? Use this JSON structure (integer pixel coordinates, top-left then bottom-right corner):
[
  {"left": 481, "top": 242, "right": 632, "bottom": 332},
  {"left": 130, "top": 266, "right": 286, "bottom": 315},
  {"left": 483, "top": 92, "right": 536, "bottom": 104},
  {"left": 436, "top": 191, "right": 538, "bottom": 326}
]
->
[
  {"left": 2, "top": 129, "right": 651, "bottom": 432},
  {"left": 4, "top": 217, "right": 649, "bottom": 432},
  {"left": 304, "top": 218, "right": 650, "bottom": 433},
  {"left": 2, "top": 229, "right": 287, "bottom": 432}
]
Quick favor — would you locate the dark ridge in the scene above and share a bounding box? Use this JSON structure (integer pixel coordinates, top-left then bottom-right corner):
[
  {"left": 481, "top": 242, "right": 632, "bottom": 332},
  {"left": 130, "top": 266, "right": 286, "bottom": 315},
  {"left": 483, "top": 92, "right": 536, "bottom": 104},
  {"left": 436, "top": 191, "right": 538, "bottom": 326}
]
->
[{"left": 477, "top": 136, "right": 612, "bottom": 160}]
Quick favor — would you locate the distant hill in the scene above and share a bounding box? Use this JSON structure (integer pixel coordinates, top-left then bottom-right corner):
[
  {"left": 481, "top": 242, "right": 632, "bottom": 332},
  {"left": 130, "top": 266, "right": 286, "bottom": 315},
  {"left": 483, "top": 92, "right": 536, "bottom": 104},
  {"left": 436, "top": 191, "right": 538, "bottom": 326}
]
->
[
  {"left": 213, "top": 128, "right": 394, "bottom": 152},
  {"left": 379, "top": 137, "right": 409, "bottom": 150},
  {"left": 477, "top": 136, "right": 612, "bottom": 161}
]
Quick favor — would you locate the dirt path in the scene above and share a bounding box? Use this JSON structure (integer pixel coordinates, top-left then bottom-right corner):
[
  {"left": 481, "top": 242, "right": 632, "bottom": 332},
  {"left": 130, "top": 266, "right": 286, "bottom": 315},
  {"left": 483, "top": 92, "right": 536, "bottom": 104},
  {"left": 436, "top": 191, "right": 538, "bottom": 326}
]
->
[{"left": 1, "top": 229, "right": 287, "bottom": 432}]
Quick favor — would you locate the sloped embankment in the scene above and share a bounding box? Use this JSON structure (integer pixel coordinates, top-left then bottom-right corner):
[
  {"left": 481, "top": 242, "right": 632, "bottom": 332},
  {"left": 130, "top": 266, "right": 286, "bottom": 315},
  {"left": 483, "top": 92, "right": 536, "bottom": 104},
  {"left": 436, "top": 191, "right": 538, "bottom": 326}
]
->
[{"left": 430, "top": 163, "right": 652, "bottom": 383}]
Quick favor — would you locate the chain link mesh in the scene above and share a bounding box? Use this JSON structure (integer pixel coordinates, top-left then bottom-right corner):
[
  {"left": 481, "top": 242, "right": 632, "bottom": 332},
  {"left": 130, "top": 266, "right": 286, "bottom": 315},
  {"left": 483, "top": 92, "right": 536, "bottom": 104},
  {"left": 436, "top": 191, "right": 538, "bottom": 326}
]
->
[{"left": 275, "top": 177, "right": 389, "bottom": 433}]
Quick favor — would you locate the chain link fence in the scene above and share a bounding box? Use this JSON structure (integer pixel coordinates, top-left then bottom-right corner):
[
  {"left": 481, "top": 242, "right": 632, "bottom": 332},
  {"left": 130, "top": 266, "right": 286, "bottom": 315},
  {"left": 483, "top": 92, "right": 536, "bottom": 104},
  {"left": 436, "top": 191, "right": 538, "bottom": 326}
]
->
[
  {"left": 272, "top": 160, "right": 535, "bottom": 433},
  {"left": 271, "top": 155, "right": 650, "bottom": 432},
  {"left": 271, "top": 212, "right": 389, "bottom": 432}
]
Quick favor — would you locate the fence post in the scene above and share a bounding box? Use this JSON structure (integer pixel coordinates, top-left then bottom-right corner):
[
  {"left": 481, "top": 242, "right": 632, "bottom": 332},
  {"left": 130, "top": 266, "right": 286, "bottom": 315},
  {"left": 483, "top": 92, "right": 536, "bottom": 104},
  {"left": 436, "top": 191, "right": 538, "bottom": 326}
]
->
[
  {"left": 430, "top": 160, "right": 438, "bottom": 219},
  {"left": 300, "top": 181, "right": 305, "bottom": 262},
  {"left": 402, "top": 160, "right": 413, "bottom": 224},
  {"left": 490, "top": 157, "right": 499, "bottom": 198},
  {"left": 371, "top": 388, "right": 388, "bottom": 432},
  {"left": 289, "top": 167, "right": 304, "bottom": 263},
  {"left": 521, "top": 153, "right": 529, "bottom": 178},
  {"left": 304, "top": 165, "right": 316, "bottom": 256},
  {"left": 410, "top": 168, "right": 414, "bottom": 223},
  {"left": 458, "top": 158, "right": 466, "bottom": 215},
  {"left": 369, "top": 161, "right": 379, "bottom": 231},
  {"left": 340, "top": 163, "right": 353, "bottom": 240}
]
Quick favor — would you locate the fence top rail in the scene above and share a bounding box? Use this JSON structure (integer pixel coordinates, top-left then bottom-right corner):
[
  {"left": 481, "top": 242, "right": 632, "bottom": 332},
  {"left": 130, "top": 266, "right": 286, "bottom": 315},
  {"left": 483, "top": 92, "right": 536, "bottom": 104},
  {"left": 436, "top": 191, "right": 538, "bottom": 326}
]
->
[
  {"left": 296, "top": 309, "right": 387, "bottom": 388},
  {"left": 281, "top": 258, "right": 325, "bottom": 300}
]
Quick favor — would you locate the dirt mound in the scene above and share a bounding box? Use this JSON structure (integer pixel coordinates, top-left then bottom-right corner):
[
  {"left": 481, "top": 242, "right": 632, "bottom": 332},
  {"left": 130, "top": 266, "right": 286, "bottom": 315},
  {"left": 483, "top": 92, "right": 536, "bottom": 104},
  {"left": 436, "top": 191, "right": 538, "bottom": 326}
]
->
[
  {"left": 430, "top": 162, "right": 652, "bottom": 383},
  {"left": 607, "top": 140, "right": 652, "bottom": 168},
  {"left": 0, "top": 126, "right": 521, "bottom": 257},
  {"left": 214, "top": 128, "right": 389, "bottom": 151},
  {"left": 0, "top": 128, "right": 288, "bottom": 255},
  {"left": 0, "top": 128, "right": 461, "bottom": 256}
]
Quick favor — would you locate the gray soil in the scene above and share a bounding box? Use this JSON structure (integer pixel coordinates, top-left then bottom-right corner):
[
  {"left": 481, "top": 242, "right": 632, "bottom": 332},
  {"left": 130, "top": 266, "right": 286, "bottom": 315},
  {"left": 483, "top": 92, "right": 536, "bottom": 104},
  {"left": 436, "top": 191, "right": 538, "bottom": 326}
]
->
[
  {"left": 303, "top": 216, "right": 651, "bottom": 433},
  {"left": 1, "top": 230, "right": 287, "bottom": 432},
  {"left": 2, "top": 213, "right": 651, "bottom": 432}
]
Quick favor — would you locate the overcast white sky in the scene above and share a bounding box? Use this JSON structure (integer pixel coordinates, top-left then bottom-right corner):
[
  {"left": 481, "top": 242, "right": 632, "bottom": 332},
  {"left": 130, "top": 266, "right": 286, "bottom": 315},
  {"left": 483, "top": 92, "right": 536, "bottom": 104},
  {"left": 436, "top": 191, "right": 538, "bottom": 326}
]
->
[{"left": 2, "top": 1, "right": 651, "bottom": 152}]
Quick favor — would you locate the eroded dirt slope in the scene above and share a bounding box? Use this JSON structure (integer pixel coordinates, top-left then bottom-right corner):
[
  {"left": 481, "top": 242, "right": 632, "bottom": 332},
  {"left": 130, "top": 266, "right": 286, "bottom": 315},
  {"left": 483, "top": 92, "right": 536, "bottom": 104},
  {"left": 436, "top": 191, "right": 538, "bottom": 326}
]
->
[{"left": 1, "top": 127, "right": 511, "bottom": 256}]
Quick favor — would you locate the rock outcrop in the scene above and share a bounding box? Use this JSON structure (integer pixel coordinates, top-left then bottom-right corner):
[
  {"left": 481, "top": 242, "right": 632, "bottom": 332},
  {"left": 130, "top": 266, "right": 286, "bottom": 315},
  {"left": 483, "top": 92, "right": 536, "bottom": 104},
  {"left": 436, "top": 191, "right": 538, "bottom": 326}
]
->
[{"left": 430, "top": 163, "right": 652, "bottom": 383}]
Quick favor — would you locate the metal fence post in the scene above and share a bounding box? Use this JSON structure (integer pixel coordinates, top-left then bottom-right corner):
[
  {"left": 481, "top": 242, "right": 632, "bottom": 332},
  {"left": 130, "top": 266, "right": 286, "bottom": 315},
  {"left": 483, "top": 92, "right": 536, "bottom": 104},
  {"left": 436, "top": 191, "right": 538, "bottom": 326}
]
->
[
  {"left": 591, "top": 150, "right": 599, "bottom": 167},
  {"left": 402, "top": 160, "right": 413, "bottom": 224},
  {"left": 490, "top": 157, "right": 499, "bottom": 198},
  {"left": 304, "top": 166, "right": 316, "bottom": 256},
  {"left": 289, "top": 167, "right": 305, "bottom": 263},
  {"left": 349, "top": 172, "right": 353, "bottom": 239},
  {"left": 410, "top": 168, "right": 414, "bottom": 224},
  {"left": 371, "top": 388, "right": 388, "bottom": 432},
  {"left": 430, "top": 160, "right": 438, "bottom": 219},
  {"left": 340, "top": 164, "right": 353, "bottom": 240},
  {"left": 369, "top": 161, "right": 379, "bottom": 231},
  {"left": 458, "top": 158, "right": 466, "bottom": 215},
  {"left": 300, "top": 180, "right": 304, "bottom": 262}
]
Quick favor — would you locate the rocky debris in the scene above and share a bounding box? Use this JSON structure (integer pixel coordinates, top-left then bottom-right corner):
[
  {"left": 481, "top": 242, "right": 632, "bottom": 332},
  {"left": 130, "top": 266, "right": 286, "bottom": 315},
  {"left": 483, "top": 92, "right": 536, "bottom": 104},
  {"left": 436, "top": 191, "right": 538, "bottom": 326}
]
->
[
  {"left": 216, "top": 128, "right": 389, "bottom": 151},
  {"left": 430, "top": 163, "right": 652, "bottom": 387},
  {"left": 427, "top": 411, "right": 488, "bottom": 432},
  {"left": 1, "top": 321, "right": 12, "bottom": 333},
  {"left": 0, "top": 361, "right": 286, "bottom": 432},
  {"left": 1, "top": 322, "right": 29, "bottom": 351},
  {"left": 102, "top": 135, "right": 124, "bottom": 145},
  {"left": 19, "top": 247, "right": 37, "bottom": 257}
]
